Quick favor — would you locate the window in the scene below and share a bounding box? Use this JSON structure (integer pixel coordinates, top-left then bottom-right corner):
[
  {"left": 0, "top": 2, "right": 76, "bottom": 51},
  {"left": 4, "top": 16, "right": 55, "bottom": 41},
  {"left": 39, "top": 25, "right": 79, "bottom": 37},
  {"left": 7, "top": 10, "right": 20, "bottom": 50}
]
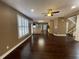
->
[{"left": 17, "top": 14, "right": 29, "bottom": 38}]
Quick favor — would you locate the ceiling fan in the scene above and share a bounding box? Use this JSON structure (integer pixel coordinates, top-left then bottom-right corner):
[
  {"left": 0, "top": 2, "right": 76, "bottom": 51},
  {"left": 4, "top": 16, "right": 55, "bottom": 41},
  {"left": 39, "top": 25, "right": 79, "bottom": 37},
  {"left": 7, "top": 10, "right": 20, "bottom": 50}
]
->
[{"left": 41, "top": 9, "right": 60, "bottom": 16}]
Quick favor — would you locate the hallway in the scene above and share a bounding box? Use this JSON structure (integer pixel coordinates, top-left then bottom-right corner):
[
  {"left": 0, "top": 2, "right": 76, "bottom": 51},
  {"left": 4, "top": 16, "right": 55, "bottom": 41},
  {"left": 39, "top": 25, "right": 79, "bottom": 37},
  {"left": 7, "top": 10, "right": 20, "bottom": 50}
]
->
[
  {"left": 1, "top": 0, "right": 79, "bottom": 59},
  {"left": 5, "top": 34, "right": 79, "bottom": 59}
]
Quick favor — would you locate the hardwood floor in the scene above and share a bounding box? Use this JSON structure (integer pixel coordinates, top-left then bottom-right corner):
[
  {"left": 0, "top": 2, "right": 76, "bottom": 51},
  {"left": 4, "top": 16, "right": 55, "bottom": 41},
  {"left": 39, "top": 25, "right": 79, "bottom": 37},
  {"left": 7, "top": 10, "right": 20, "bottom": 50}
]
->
[{"left": 4, "top": 34, "right": 79, "bottom": 59}]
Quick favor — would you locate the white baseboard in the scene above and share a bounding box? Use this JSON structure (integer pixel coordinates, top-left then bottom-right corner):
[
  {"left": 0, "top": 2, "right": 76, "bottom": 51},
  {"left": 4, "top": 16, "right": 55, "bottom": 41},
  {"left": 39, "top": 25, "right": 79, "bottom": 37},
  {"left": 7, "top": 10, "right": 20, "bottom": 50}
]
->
[
  {"left": 53, "top": 33, "right": 66, "bottom": 36},
  {"left": 0, "top": 34, "right": 32, "bottom": 59}
]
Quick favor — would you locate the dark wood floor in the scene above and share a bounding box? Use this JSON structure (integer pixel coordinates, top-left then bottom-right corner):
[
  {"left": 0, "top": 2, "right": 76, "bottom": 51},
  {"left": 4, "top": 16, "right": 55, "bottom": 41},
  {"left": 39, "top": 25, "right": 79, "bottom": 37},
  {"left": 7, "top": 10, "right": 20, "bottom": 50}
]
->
[{"left": 4, "top": 34, "right": 79, "bottom": 59}]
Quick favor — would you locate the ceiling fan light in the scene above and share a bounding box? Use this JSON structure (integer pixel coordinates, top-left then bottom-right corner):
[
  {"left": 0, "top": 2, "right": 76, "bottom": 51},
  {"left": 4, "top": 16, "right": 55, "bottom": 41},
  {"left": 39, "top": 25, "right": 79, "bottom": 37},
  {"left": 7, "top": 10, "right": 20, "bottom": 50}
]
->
[{"left": 47, "top": 13, "right": 51, "bottom": 16}]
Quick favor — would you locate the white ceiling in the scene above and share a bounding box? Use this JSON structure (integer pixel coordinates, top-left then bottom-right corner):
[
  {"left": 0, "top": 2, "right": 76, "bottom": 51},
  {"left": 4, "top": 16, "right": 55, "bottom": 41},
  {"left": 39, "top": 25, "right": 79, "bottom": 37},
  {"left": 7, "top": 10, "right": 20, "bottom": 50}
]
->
[{"left": 1, "top": 0, "right": 79, "bottom": 21}]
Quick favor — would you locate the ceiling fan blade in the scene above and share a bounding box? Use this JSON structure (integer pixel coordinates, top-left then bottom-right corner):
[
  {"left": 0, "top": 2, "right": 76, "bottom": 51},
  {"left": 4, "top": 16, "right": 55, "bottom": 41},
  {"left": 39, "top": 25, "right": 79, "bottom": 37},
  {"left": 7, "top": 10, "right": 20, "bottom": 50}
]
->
[{"left": 52, "top": 11, "right": 60, "bottom": 13}]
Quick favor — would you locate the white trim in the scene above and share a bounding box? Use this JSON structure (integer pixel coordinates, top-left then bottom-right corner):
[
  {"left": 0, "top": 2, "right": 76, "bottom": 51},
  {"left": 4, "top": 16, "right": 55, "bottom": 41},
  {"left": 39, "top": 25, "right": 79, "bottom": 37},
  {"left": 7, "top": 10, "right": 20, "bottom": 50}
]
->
[
  {"left": 0, "top": 34, "right": 32, "bottom": 59},
  {"left": 53, "top": 33, "right": 66, "bottom": 36},
  {"left": 66, "top": 22, "right": 69, "bottom": 33}
]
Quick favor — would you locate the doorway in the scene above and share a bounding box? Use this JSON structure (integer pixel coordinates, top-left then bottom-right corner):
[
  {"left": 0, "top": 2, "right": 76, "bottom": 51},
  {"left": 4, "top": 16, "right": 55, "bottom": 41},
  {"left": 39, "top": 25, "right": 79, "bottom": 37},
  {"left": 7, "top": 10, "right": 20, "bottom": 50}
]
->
[{"left": 33, "top": 23, "right": 48, "bottom": 34}]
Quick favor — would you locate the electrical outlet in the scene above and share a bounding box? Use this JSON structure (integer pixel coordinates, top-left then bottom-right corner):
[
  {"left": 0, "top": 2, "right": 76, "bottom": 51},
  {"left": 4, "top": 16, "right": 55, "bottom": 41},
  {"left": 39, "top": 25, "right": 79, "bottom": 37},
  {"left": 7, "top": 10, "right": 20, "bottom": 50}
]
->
[{"left": 6, "top": 46, "right": 9, "bottom": 49}]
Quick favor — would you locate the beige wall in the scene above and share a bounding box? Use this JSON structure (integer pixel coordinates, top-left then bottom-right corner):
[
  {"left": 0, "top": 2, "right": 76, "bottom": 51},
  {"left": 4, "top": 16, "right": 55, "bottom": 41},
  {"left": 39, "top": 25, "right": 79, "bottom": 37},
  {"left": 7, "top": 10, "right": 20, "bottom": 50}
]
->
[
  {"left": 0, "top": 2, "right": 32, "bottom": 56},
  {"left": 48, "top": 18, "right": 66, "bottom": 35},
  {"left": 48, "top": 20, "right": 54, "bottom": 34}
]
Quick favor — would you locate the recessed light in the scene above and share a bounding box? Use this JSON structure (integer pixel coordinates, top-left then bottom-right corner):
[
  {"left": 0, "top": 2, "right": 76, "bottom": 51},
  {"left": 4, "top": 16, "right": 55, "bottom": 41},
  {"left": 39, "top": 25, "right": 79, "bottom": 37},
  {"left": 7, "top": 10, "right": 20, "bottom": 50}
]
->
[
  {"left": 71, "top": 6, "right": 76, "bottom": 9},
  {"left": 31, "top": 9, "right": 34, "bottom": 12}
]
